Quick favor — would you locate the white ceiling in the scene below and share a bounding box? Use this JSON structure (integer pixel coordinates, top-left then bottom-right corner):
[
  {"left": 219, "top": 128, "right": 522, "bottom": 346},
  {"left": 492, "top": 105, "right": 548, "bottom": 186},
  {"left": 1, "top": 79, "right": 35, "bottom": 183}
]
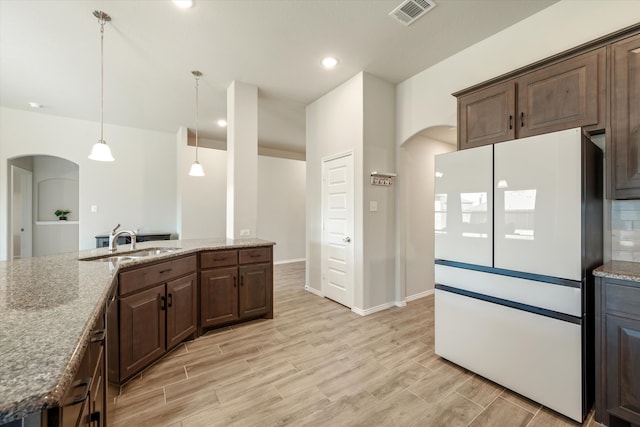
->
[{"left": 0, "top": 0, "right": 558, "bottom": 154}]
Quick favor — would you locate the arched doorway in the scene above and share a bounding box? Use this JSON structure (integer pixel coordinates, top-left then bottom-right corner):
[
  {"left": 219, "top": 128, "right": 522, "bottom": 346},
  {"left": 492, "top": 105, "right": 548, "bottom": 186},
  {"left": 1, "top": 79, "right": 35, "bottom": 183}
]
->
[
  {"left": 9, "top": 155, "right": 79, "bottom": 258},
  {"left": 399, "top": 126, "right": 456, "bottom": 300}
]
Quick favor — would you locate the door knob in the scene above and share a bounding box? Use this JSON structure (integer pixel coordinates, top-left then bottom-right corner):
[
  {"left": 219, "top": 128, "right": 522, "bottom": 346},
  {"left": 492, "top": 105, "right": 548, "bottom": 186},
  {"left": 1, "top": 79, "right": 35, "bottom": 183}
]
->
[{"left": 343, "top": 236, "right": 351, "bottom": 243}]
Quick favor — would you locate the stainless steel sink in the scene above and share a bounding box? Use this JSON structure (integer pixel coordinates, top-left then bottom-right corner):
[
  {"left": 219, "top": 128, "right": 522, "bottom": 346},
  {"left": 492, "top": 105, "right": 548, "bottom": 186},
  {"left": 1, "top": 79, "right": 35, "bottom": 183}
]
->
[{"left": 80, "top": 247, "right": 181, "bottom": 262}]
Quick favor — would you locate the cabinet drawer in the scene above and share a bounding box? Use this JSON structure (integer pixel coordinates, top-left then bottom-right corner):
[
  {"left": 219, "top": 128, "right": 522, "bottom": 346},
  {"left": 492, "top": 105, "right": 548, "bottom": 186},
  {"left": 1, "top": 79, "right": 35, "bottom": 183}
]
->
[
  {"left": 201, "top": 250, "right": 238, "bottom": 269},
  {"left": 605, "top": 282, "right": 640, "bottom": 318},
  {"left": 239, "top": 247, "right": 271, "bottom": 264},
  {"left": 119, "top": 255, "right": 197, "bottom": 295}
]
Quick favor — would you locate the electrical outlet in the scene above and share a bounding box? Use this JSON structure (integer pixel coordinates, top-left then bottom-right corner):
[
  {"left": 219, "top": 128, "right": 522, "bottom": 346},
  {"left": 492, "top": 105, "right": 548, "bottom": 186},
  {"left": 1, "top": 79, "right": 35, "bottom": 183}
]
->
[
  {"left": 240, "top": 229, "right": 250, "bottom": 237},
  {"left": 91, "top": 205, "right": 98, "bottom": 213},
  {"left": 370, "top": 201, "right": 378, "bottom": 212}
]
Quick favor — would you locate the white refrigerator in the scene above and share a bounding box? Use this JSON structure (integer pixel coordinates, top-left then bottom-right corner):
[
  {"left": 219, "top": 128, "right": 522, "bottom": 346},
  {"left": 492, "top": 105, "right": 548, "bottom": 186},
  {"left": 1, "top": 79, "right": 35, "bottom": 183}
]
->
[{"left": 434, "top": 127, "right": 602, "bottom": 422}]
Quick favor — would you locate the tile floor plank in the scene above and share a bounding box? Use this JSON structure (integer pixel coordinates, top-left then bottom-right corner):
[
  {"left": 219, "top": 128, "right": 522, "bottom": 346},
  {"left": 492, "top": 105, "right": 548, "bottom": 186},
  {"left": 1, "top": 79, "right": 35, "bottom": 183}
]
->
[{"left": 109, "top": 261, "right": 602, "bottom": 426}]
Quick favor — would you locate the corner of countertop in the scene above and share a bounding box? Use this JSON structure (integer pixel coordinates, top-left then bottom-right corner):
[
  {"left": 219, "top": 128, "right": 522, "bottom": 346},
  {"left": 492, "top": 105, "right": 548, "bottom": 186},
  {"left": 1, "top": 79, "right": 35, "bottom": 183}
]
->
[{"left": 593, "top": 260, "right": 640, "bottom": 283}]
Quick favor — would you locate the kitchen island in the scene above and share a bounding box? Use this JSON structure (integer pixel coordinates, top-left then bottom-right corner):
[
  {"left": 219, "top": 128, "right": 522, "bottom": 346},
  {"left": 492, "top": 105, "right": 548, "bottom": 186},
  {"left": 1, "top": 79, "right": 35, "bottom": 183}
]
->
[{"left": 0, "top": 238, "right": 274, "bottom": 426}]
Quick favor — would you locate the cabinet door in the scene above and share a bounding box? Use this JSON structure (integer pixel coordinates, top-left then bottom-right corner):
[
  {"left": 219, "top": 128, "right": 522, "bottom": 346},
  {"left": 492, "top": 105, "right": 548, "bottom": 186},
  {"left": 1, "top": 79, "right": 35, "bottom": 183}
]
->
[
  {"left": 458, "top": 80, "right": 516, "bottom": 149},
  {"left": 239, "top": 263, "right": 272, "bottom": 319},
  {"left": 200, "top": 267, "right": 239, "bottom": 327},
  {"left": 166, "top": 273, "right": 197, "bottom": 350},
  {"left": 119, "top": 284, "right": 165, "bottom": 381},
  {"left": 517, "top": 48, "right": 604, "bottom": 139},
  {"left": 611, "top": 33, "right": 640, "bottom": 199},
  {"left": 606, "top": 314, "right": 640, "bottom": 425}
]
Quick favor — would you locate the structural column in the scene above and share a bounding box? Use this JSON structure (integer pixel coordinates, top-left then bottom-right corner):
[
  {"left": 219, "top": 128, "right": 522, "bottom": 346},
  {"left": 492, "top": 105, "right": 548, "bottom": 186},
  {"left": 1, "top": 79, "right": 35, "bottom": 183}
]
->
[{"left": 226, "top": 81, "right": 258, "bottom": 239}]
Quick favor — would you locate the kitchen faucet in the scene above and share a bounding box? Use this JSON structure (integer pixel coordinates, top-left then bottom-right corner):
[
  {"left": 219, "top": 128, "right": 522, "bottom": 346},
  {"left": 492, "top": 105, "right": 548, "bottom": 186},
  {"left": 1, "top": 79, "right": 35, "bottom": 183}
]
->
[{"left": 108, "top": 223, "right": 137, "bottom": 252}]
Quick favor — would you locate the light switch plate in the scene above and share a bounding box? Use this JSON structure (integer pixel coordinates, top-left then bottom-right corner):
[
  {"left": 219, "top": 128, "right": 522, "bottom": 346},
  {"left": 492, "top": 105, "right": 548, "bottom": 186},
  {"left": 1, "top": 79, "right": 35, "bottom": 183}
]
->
[{"left": 370, "top": 201, "right": 378, "bottom": 212}]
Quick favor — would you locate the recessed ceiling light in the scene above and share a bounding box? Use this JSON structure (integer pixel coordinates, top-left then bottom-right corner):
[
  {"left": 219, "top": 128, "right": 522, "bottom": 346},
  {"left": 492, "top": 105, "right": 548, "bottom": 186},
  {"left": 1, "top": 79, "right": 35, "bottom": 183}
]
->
[
  {"left": 28, "top": 102, "right": 42, "bottom": 108},
  {"left": 172, "top": 0, "right": 193, "bottom": 9},
  {"left": 322, "top": 57, "right": 338, "bottom": 69},
  {"left": 217, "top": 119, "right": 227, "bottom": 127}
]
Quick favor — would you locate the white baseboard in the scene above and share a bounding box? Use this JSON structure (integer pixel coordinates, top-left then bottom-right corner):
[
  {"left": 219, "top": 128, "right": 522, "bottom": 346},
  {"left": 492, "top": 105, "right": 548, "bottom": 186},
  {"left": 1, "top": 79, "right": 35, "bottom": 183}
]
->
[
  {"left": 304, "top": 285, "right": 323, "bottom": 297},
  {"left": 351, "top": 301, "right": 396, "bottom": 317},
  {"left": 405, "top": 289, "right": 434, "bottom": 302},
  {"left": 395, "top": 300, "right": 407, "bottom": 308},
  {"left": 274, "top": 258, "right": 306, "bottom": 265}
]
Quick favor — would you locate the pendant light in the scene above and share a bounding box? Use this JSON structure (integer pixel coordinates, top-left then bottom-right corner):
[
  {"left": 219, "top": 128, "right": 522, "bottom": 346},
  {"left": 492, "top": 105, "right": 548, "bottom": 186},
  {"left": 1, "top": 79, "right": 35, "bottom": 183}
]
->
[
  {"left": 188, "top": 70, "right": 205, "bottom": 176},
  {"left": 88, "top": 11, "right": 115, "bottom": 162}
]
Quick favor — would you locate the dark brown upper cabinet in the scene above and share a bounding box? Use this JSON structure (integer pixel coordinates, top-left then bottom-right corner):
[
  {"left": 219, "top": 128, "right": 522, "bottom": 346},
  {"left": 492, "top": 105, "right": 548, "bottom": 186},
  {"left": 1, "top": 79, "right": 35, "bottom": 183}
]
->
[
  {"left": 458, "top": 80, "right": 516, "bottom": 149},
  {"left": 517, "top": 48, "right": 605, "bottom": 139},
  {"left": 610, "top": 33, "right": 640, "bottom": 199},
  {"left": 456, "top": 48, "right": 605, "bottom": 149}
]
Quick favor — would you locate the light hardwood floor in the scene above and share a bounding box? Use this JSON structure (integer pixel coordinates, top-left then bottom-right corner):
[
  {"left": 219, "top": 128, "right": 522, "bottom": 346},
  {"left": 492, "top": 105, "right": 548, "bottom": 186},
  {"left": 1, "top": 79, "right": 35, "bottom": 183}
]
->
[{"left": 108, "top": 261, "right": 604, "bottom": 426}]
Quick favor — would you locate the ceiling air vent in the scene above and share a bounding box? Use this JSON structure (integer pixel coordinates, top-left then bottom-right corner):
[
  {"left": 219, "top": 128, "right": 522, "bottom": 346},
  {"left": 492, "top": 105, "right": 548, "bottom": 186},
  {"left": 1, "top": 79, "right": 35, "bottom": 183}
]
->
[{"left": 389, "top": 0, "right": 436, "bottom": 26}]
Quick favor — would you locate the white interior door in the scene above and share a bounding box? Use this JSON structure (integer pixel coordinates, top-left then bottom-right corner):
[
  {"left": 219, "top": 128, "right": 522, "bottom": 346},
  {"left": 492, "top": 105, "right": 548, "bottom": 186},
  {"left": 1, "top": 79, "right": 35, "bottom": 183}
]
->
[
  {"left": 321, "top": 153, "right": 354, "bottom": 308},
  {"left": 11, "top": 165, "right": 33, "bottom": 259}
]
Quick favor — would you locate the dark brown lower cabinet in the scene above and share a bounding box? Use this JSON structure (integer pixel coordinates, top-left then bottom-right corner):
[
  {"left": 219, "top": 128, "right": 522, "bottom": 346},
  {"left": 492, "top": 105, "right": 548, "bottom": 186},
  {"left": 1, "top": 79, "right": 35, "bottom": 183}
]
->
[
  {"left": 110, "top": 255, "right": 198, "bottom": 385},
  {"left": 109, "top": 247, "right": 272, "bottom": 386},
  {"left": 200, "top": 247, "right": 273, "bottom": 333},
  {"left": 596, "top": 276, "right": 640, "bottom": 427},
  {"left": 201, "top": 266, "right": 239, "bottom": 327},
  {"left": 239, "top": 263, "right": 271, "bottom": 319},
  {"left": 119, "top": 284, "right": 166, "bottom": 381},
  {"left": 166, "top": 274, "right": 198, "bottom": 349},
  {"left": 47, "top": 307, "right": 106, "bottom": 427}
]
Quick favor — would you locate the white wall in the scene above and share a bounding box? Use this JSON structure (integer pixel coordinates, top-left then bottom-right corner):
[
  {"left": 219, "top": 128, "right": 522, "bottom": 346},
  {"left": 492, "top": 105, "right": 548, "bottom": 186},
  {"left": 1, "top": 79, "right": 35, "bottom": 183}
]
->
[
  {"left": 32, "top": 155, "right": 79, "bottom": 256},
  {"left": 258, "top": 156, "right": 306, "bottom": 263},
  {"left": 177, "top": 127, "right": 228, "bottom": 240},
  {"left": 177, "top": 128, "right": 307, "bottom": 263},
  {"left": 306, "top": 73, "right": 364, "bottom": 302},
  {"left": 0, "top": 107, "right": 177, "bottom": 258},
  {"left": 395, "top": 0, "right": 640, "bottom": 300},
  {"left": 362, "top": 73, "right": 396, "bottom": 309},
  {"left": 396, "top": 1, "right": 640, "bottom": 147},
  {"left": 306, "top": 72, "right": 396, "bottom": 313},
  {"left": 402, "top": 136, "right": 454, "bottom": 299}
]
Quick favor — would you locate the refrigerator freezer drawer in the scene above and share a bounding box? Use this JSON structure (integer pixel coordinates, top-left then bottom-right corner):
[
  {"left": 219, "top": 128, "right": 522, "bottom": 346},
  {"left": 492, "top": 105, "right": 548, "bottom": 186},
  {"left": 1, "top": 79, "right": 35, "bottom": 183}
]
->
[
  {"left": 435, "top": 263, "right": 582, "bottom": 317},
  {"left": 435, "top": 289, "right": 583, "bottom": 422}
]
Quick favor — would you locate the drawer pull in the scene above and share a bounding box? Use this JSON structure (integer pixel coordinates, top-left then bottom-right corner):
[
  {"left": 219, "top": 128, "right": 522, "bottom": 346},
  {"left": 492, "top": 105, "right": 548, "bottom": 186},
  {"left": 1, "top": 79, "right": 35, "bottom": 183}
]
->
[
  {"left": 90, "top": 411, "right": 101, "bottom": 427},
  {"left": 520, "top": 111, "right": 525, "bottom": 127},
  {"left": 160, "top": 296, "right": 166, "bottom": 311},
  {"left": 240, "top": 276, "right": 244, "bottom": 286},
  {"left": 233, "top": 277, "right": 237, "bottom": 288},
  {"left": 91, "top": 329, "right": 106, "bottom": 343},
  {"left": 509, "top": 115, "right": 513, "bottom": 130},
  {"left": 66, "top": 377, "right": 92, "bottom": 406},
  {"left": 249, "top": 254, "right": 262, "bottom": 258},
  {"left": 168, "top": 293, "right": 173, "bottom": 308},
  {"left": 159, "top": 268, "right": 173, "bottom": 274},
  {"left": 213, "top": 257, "right": 227, "bottom": 261}
]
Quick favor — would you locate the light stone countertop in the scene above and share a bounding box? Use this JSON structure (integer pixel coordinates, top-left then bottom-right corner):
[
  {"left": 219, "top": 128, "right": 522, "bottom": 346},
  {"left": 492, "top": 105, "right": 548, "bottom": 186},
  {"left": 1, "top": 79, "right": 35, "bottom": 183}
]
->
[
  {"left": 0, "top": 238, "right": 274, "bottom": 424},
  {"left": 593, "top": 260, "right": 640, "bottom": 283}
]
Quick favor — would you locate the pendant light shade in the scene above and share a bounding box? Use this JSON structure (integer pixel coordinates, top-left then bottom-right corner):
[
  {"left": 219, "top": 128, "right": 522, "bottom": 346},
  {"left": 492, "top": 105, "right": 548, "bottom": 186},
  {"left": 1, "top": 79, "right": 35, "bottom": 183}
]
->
[
  {"left": 188, "top": 70, "right": 204, "bottom": 176},
  {"left": 89, "top": 10, "right": 115, "bottom": 162},
  {"left": 189, "top": 161, "right": 205, "bottom": 176},
  {"left": 89, "top": 140, "right": 115, "bottom": 161}
]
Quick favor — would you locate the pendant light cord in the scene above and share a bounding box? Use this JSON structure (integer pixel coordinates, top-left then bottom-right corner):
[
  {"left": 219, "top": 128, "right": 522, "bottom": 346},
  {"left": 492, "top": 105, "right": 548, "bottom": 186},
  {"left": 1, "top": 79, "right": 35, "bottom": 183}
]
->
[
  {"left": 98, "top": 14, "right": 106, "bottom": 143},
  {"left": 195, "top": 74, "right": 200, "bottom": 161},
  {"left": 192, "top": 71, "right": 202, "bottom": 162}
]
